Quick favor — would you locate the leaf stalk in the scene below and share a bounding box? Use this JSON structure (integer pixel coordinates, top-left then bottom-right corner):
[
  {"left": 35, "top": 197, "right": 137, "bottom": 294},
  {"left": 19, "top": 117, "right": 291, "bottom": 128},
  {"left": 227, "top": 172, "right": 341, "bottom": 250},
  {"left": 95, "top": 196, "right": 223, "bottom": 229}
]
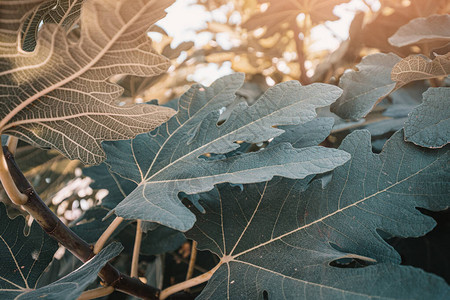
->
[
  {"left": 94, "top": 216, "right": 124, "bottom": 254},
  {"left": 160, "top": 261, "right": 222, "bottom": 300},
  {"left": 131, "top": 219, "right": 143, "bottom": 278}
]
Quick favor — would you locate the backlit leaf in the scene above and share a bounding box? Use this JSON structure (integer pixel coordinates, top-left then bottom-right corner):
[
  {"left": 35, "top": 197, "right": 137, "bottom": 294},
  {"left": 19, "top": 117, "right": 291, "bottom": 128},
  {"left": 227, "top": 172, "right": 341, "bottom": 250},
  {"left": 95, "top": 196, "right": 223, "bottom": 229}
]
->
[
  {"left": 104, "top": 74, "right": 350, "bottom": 231},
  {"left": 388, "top": 14, "right": 450, "bottom": 47},
  {"left": 243, "top": 0, "right": 350, "bottom": 38},
  {"left": 20, "top": 0, "right": 84, "bottom": 52},
  {"left": 391, "top": 53, "right": 450, "bottom": 87},
  {"left": 0, "top": 0, "right": 175, "bottom": 164},
  {"left": 187, "top": 130, "right": 450, "bottom": 299}
]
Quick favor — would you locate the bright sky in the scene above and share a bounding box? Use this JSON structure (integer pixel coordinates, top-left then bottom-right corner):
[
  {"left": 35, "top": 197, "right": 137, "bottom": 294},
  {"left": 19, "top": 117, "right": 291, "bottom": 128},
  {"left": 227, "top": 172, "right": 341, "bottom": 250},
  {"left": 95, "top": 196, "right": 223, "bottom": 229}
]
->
[{"left": 154, "top": 0, "right": 381, "bottom": 85}]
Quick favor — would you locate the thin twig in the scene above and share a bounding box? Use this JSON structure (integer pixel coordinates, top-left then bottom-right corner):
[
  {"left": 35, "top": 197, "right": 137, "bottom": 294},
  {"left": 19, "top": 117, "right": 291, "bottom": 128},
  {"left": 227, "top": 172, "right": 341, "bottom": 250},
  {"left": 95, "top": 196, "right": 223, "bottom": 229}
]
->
[
  {"left": 160, "top": 262, "right": 222, "bottom": 300},
  {"left": 131, "top": 219, "right": 143, "bottom": 278},
  {"left": 185, "top": 241, "right": 198, "bottom": 282},
  {"left": 6, "top": 136, "right": 19, "bottom": 154},
  {"left": 2, "top": 147, "right": 160, "bottom": 300},
  {"left": 170, "top": 252, "right": 208, "bottom": 273},
  {"left": 94, "top": 216, "right": 124, "bottom": 254},
  {"left": 77, "top": 286, "right": 114, "bottom": 300}
]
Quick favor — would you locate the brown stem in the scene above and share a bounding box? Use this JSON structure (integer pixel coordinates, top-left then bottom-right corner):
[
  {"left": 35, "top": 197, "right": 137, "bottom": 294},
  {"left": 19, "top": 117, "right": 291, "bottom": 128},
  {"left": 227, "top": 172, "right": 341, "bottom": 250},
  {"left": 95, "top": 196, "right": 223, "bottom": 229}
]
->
[
  {"left": 2, "top": 146, "right": 160, "bottom": 300},
  {"left": 293, "top": 24, "right": 310, "bottom": 85}
]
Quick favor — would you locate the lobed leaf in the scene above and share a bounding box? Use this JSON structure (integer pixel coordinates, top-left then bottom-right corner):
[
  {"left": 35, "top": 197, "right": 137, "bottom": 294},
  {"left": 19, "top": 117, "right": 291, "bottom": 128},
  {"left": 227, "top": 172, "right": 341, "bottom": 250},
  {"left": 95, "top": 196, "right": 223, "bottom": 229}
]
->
[
  {"left": 104, "top": 74, "right": 350, "bottom": 231},
  {"left": 404, "top": 87, "right": 450, "bottom": 148},
  {"left": 0, "top": 0, "right": 176, "bottom": 164},
  {"left": 187, "top": 130, "right": 450, "bottom": 299},
  {"left": 388, "top": 14, "right": 450, "bottom": 47},
  {"left": 331, "top": 53, "right": 401, "bottom": 120}
]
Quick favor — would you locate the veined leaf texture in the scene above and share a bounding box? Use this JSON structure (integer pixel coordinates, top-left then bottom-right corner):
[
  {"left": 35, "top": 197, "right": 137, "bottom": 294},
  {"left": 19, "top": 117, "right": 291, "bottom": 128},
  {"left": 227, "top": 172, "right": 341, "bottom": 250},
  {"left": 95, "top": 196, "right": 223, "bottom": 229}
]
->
[
  {"left": 0, "top": 0, "right": 175, "bottom": 164},
  {"left": 187, "top": 130, "right": 450, "bottom": 299},
  {"left": 103, "top": 74, "right": 351, "bottom": 231}
]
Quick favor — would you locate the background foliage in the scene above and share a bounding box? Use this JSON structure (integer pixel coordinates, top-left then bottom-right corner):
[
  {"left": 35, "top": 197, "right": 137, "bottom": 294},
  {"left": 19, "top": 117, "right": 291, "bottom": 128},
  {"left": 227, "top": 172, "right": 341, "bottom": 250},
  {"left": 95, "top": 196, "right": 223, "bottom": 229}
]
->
[{"left": 0, "top": 0, "right": 448, "bottom": 299}]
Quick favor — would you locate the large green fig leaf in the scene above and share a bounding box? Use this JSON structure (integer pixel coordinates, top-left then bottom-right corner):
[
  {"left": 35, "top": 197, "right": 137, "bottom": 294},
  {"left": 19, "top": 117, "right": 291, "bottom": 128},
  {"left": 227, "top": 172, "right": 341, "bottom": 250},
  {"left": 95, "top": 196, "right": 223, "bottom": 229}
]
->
[
  {"left": 0, "top": 0, "right": 175, "bottom": 164},
  {"left": 404, "top": 87, "right": 450, "bottom": 148},
  {"left": 103, "top": 74, "right": 350, "bottom": 231},
  {"left": 0, "top": 202, "right": 58, "bottom": 296},
  {"left": 4, "top": 243, "right": 122, "bottom": 300},
  {"left": 331, "top": 53, "right": 401, "bottom": 120},
  {"left": 187, "top": 130, "right": 450, "bottom": 299},
  {"left": 388, "top": 14, "right": 450, "bottom": 47}
]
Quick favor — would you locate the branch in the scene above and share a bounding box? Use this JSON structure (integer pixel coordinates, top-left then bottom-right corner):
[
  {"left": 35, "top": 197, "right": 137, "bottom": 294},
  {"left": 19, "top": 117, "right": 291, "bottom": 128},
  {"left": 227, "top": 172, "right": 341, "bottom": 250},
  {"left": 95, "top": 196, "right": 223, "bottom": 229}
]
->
[
  {"left": 160, "top": 262, "right": 222, "bottom": 300},
  {"left": 2, "top": 146, "right": 160, "bottom": 300},
  {"left": 131, "top": 219, "right": 143, "bottom": 278}
]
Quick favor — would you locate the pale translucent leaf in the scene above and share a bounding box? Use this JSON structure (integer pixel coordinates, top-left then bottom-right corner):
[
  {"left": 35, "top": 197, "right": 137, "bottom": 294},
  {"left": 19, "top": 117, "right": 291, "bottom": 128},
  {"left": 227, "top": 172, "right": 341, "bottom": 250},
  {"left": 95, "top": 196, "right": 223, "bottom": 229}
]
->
[
  {"left": 388, "top": 14, "right": 450, "bottom": 47},
  {"left": 21, "top": 0, "right": 84, "bottom": 52},
  {"left": 0, "top": 0, "right": 175, "bottom": 164},
  {"left": 0, "top": 0, "right": 47, "bottom": 53}
]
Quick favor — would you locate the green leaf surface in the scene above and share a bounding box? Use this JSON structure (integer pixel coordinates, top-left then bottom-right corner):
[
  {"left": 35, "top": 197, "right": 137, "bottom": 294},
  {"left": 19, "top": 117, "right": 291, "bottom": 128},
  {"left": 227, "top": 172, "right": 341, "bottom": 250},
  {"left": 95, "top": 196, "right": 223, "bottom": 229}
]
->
[
  {"left": 404, "top": 87, "right": 450, "bottom": 148},
  {"left": 9, "top": 243, "right": 122, "bottom": 300},
  {"left": 383, "top": 81, "right": 427, "bottom": 118},
  {"left": 388, "top": 14, "right": 450, "bottom": 47},
  {"left": 365, "top": 81, "right": 427, "bottom": 137},
  {"left": 364, "top": 117, "right": 406, "bottom": 136},
  {"left": 331, "top": 53, "right": 401, "bottom": 120},
  {"left": 269, "top": 117, "right": 334, "bottom": 148},
  {"left": 187, "top": 130, "right": 450, "bottom": 299},
  {"left": 0, "top": 0, "right": 175, "bottom": 164},
  {"left": 104, "top": 74, "right": 350, "bottom": 231},
  {"left": 0, "top": 202, "right": 58, "bottom": 296}
]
